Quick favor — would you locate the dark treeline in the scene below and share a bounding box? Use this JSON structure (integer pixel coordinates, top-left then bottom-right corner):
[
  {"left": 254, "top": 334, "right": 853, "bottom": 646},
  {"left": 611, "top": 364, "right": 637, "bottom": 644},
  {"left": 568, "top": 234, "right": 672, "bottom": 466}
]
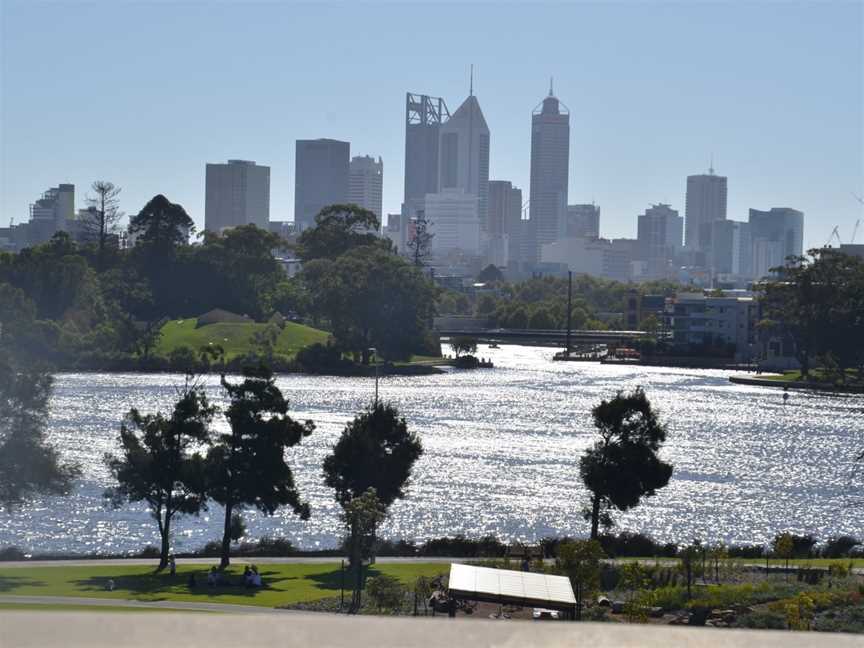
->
[{"left": 0, "top": 199, "right": 438, "bottom": 370}]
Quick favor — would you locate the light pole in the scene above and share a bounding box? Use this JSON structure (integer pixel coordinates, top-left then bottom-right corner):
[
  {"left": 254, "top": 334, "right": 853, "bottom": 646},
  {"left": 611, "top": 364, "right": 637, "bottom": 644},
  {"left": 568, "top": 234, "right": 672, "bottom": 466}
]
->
[{"left": 368, "top": 347, "right": 379, "bottom": 405}]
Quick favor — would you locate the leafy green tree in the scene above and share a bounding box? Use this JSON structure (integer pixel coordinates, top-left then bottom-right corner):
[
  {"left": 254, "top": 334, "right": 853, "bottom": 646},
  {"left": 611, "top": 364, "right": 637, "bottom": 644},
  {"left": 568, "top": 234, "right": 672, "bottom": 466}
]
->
[
  {"left": 104, "top": 381, "right": 214, "bottom": 570},
  {"left": 0, "top": 353, "right": 79, "bottom": 510},
  {"left": 323, "top": 402, "right": 423, "bottom": 509},
  {"left": 761, "top": 249, "right": 864, "bottom": 380},
  {"left": 303, "top": 246, "right": 436, "bottom": 361},
  {"left": 773, "top": 532, "right": 795, "bottom": 577},
  {"left": 529, "top": 306, "right": 555, "bottom": 329},
  {"left": 342, "top": 487, "right": 387, "bottom": 610},
  {"left": 406, "top": 211, "right": 433, "bottom": 267},
  {"left": 580, "top": 388, "right": 673, "bottom": 539},
  {"left": 477, "top": 264, "right": 503, "bottom": 283},
  {"left": 366, "top": 573, "right": 406, "bottom": 613},
  {"left": 206, "top": 365, "right": 314, "bottom": 568},
  {"left": 296, "top": 204, "right": 386, "bottom": 263},
  {"left": 556, "top": 539, "right": 605, "bottom": 620},
  {"left": 449, "top": 336, "right": 477, "bottom": 358}
]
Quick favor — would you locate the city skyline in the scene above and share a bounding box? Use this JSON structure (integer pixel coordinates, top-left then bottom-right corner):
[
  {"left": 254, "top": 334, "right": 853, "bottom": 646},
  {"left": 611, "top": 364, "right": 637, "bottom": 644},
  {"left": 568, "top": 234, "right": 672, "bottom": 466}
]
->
[{"left": 1, "top": 1, "right": 861, "bottom": 250}]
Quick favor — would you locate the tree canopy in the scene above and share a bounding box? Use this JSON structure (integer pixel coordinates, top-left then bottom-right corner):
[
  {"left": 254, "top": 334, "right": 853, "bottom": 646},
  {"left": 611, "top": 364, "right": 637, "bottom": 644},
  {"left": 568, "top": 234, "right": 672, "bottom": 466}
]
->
[
  {"left": 295, "top": 204, "right": 387, "bottom": 263},
  {"left": 579, "top": 388, "right": 673, "bottom": 539},
  {"left": 323, "top": 402, "right": 423, "bottom": 510}
]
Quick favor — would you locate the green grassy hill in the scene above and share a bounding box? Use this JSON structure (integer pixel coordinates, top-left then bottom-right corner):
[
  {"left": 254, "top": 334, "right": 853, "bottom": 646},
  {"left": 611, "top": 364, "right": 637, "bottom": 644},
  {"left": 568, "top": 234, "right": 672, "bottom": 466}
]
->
[{"left": 155, "top": 319, "right": 329, "bottom": 361}]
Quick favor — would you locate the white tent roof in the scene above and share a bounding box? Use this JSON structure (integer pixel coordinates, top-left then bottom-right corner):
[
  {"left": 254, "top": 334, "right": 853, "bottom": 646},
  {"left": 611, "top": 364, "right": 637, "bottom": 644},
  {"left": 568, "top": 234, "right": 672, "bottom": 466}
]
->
[{"left": 448, "top": 563, "right": 576, "bottom": 610}]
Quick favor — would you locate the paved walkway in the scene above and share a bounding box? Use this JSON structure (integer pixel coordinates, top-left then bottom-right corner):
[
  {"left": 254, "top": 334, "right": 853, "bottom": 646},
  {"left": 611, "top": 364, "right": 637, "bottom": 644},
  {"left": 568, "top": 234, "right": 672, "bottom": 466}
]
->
[{"left": 0, "top": 594, "right": 287, "bottom": 614}]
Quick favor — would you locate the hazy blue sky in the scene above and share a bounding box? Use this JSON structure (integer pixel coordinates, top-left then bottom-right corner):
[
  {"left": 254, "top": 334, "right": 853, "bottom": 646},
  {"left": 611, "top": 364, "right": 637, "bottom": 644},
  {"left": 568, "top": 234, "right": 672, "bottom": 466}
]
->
[{"left": 1, "top": 1, "right": 862, "bottom": 248}]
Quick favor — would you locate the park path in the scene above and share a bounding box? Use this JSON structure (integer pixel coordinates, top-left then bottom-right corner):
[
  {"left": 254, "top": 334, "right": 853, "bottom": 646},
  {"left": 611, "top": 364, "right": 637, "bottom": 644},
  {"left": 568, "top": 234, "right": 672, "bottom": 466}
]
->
[{"left": 0, "top": 594, "right": 290, "bottom": 614}]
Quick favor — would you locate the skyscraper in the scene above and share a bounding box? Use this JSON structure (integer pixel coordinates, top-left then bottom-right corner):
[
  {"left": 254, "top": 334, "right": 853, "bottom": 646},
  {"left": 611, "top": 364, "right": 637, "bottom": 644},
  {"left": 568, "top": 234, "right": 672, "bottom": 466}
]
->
[
  {"left": 529, "top": 84, "right": 570, "bottom": 253},
  {"left": 488, "top": 180, "right": 523, "bottom": 266},
  {"left": 709, "top": 220, "right": 752, "bottom": 277},
  {"left": 294, "top": 139, "right": 349, "bottom": 231},
  {"left": 348, "top": 155, "right": 383, "bottom": 229},
  {"left": 685, "top": 168, "right": 727, "bottom": 251},
  {"left": 22, "top": 183, "right": 75, "bottom": 247},
  {"left": 637, "top": 203, "right": 683, "bottom": 279},
  {"left": 204, "top": 160, "right": 270, "bottom": 233},
  {"left": 748, "top": 207, "right": 804, "bottom": 277},
  {"left": 437, "top": 90, "right": 490, "bottom": 229},
  {"left": 403, "top": 93, "right": 449, "bottom": 218},
  {"left": 566, "top": 204, "right": 600, "bottom": 239}
]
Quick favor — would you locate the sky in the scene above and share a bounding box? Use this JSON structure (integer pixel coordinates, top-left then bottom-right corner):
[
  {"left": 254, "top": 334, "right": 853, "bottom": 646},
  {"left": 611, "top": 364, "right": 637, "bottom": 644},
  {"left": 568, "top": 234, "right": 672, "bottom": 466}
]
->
[{"left": 1, "top": 1, "right": 862, "bottom": 249}]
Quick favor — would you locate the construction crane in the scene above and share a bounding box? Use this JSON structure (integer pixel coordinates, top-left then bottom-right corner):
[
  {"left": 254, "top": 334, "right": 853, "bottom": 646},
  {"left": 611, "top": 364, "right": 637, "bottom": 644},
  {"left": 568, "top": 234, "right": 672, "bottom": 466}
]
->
[
  {"left": 851, "top": 219, "right": 861, "bottom": 244},
  {"left": 825, "top": 225, "right": 841, "bottom": 247}
]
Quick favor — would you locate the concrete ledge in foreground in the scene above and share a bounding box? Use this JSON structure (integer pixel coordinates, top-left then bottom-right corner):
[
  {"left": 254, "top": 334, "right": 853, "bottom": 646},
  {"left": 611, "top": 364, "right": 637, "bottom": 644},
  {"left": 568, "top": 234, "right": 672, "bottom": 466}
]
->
[{"left": 1, "top": 611, "right": 861, "bottom": 648}]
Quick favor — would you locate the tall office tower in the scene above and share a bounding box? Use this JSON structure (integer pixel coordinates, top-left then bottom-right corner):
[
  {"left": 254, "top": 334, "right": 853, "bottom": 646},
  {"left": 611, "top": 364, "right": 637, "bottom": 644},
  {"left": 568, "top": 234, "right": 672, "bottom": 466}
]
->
[
  {"left": 487, "top": 180, "right": 523, "bottom": 266},
  {"left": 748, "top": 207, "right": 804, "bottom": 277},
  {"left": 529, "top": 84, "right": 570, "bottom": 252},
  {"left": 637, "top": 203, "right": 683, "bottom": 279},
  {"left": 294, "top": 139, "right": 350, "bottom": 231},
  {"left": 348, "top": 155, "right": 384, "bottom": 229},
  {"left": 424, "top": 189, "right": 480, "bottom": 255},
  {"left": 566, "top": 203, "right": 600, "bottom": 238},
  {"left": 204, "top": 160, "right": 270, "bottom": 233},
  {"left": 437, "top": 90, "right": 490, "bottom": 231},
  {"left": 709, "top": 220, "right": 752, "bottom": 277},
  {"left": 25, "top": 183, "right": 75, "bottom": 246},
  {"left": 403, "top": 93, "right": 449, "bottom": 219},
  {"left": 685, "top": 168, "right": 727, "bottom": 251}
]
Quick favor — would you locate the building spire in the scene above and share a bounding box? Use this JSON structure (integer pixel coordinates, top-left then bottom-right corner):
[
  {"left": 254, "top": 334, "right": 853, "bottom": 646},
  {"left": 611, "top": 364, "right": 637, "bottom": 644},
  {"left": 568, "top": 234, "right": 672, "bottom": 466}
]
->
[
  {"left": 469, "top": 64, "right": 474, "bottom": 97},
  {"left": 709, "top": 152, "right": 715, "bottom": 175},
  {"left": 549, "top": 76, "right": 554, "bottom": 97}
]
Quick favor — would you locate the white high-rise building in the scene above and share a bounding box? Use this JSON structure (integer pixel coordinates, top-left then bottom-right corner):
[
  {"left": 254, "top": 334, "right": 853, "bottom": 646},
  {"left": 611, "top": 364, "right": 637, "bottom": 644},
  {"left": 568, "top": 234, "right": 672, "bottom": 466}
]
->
[
  {"left": 424, "top": 189, "right": 480, "bottom": 255},
  {"left": 748, "top": 207, "right": 804, "bottom": 278},
  {"left": 685, "top": 168, "right": 727, "bottom": 251},
  {"left": 437, "top": 92, "right": 490, "bottom": 230},
  {"left": 529, "top": 85, "right": 570, "bottom": 252},
  {"left": 348, "top": 155, "right": 383, "bottom": 230},
  {"left": 204, "top": 160, "right": 270, "bottom": 233}
]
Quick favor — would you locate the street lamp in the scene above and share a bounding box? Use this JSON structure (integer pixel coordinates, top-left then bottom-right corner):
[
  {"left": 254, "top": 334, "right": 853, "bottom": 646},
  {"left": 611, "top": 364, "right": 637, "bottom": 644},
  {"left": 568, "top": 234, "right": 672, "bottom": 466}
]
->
[{"left": 368, "top": 347, "right": 379, "bottom": 405}]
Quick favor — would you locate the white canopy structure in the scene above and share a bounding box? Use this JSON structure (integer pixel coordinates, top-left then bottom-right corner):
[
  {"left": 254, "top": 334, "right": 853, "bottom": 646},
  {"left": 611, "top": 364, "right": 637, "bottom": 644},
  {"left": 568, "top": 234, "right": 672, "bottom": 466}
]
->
[{"left": 447, "top": 563, "right": 576, "bottom": 616}]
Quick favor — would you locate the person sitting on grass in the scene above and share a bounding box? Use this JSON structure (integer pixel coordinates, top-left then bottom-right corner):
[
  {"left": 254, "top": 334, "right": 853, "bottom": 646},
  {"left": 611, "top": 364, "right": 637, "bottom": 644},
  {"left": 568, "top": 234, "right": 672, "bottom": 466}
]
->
[
  {"left": 243, "top": 566, "right": 253, "bottom": 588},
  {"left": 188, "top": 572, "right": 197, "bottom": 590},
  {"left": 251, "top": 566, "right": 262, "bottom": 588},
  {"left": 207, "top": 566, "right": 221, "bottom": 587}
]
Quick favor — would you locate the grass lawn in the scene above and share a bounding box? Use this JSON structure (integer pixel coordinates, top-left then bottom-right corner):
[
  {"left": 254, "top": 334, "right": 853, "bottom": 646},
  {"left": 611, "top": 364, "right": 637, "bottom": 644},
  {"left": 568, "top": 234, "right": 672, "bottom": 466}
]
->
[
  {"left": 155, "top": 319, "right": 329, "bottom": 361},
  {"left": 0, "top": 562, "right": 448, "bottom": 609},
  {"left": 760, "top": 368, "right": 862, "bottom": 384},
  {"left": 614, "top": 556, "right": 864, "bottom": 568}
]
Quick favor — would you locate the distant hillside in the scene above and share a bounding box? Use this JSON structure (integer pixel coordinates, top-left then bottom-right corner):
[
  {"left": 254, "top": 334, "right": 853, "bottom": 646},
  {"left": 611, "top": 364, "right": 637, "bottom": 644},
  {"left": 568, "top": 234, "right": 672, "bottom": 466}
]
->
[{"left": 155, "top": 319, "right": 329, "bottom": 361}]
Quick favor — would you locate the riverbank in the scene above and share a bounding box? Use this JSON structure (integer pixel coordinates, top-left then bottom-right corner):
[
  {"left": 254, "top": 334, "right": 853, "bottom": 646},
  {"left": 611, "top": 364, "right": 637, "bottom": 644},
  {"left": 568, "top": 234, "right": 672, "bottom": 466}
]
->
[{"left": 729, "top": 374, "right": 864, "bottom": 394}]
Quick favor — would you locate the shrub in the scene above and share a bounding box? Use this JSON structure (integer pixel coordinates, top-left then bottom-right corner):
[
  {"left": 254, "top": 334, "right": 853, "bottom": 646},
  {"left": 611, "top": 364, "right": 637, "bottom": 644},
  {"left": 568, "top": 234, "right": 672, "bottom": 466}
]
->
[
  {"left": 0, "top": 546, "right": 26, "bottom": 561},
  {"left": 733, "top": 610, "right": 786, "bottom": 630},
  {"left": 295, "top": 342, "right": 351, "bottom": 373},
  {"left": 366, "top": 574, "right": 406, "bottom": 612},
  {"left": 821, "top": 536, "right": 860, "bottom": 558}
]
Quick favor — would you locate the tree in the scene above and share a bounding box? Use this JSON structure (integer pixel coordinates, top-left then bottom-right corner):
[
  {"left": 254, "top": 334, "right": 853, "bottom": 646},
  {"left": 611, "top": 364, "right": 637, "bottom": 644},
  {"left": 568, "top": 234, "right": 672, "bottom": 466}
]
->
[
  {"left": 529, "top": 306, "right": 555, "bottom": 329},
  {"left": 302, "top": 246, "right": 436, "bottom": 361},
  {"left": 296, "top": 204, "right": 386, "bottom": 263},
  {"left": 449, "top": 336, "right": 477, "bottom": 358},
  {"left": 556, "top": 539, "right": 605, "bottom": 620},
  {"left": 104, "top": 380, "right": 213, "bottom": 570},
  {"left": 580, "top": 388, "right": 673, "bottom": 539},
  {"left": 128, "top": 195, "right": 195, "bottom": 252},
  {"left": 773, "top": 532, "right": 794, "bottom": 578},
  {"left": 0, "top": 353, "right": 79, "bottom": 511},
  {"left": 366, "top": 573, "right": 406, "bottom": 613},
  {"left": 477, "top": 264, "right": 503, "bottom": 283},
  {"left": 406, "top": 211, "right": 434, "bottom": 268},
  {"left": 323, "top": 402, "right": 423, "bottom": 509},
  {"left": 206, "top": 365, "right": 314, "bottom": 568},
  {"left": 324, "top": 402, "right": 422, "bottom": 606},
  {"left": 342, "top": 487, "right": 387, "bottom": 611},
  {"left": 84, "top": 181, "right": 123, "bottom": 272}
]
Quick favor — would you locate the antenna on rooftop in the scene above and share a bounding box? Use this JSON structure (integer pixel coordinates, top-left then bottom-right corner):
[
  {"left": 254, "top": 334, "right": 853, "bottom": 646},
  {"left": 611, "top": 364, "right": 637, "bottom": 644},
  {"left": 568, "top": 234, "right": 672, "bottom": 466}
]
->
[
  {"left": 709, "top": 152, "right": 715, "bottom": 175},
  {"left": 549, "top": 76, "right": 554, "bottom": 96},
  {"left": 469, "top": 64, "right": 474, "bottom": 96}
]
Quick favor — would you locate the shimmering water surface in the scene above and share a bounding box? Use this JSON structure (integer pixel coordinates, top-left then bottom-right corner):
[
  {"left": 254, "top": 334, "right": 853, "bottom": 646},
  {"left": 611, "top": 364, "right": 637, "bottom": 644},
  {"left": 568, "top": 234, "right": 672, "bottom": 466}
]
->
[{"left": 3, "top": 345, "right": 862, "bottom": 554}]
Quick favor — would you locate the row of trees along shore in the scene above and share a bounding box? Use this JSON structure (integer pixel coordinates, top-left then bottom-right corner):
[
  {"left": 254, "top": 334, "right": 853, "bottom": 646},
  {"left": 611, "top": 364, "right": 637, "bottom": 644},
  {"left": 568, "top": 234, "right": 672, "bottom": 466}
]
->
[{"left": 0, "top": 192, "right": 438, "bottom": 371}]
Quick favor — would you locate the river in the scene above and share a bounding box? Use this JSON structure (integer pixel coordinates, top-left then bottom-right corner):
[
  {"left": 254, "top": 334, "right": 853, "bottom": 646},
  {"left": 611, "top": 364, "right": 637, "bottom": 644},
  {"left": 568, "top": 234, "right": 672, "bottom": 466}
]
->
[{"left": 2, "top": 345, "right": 862, "bottom": 555}]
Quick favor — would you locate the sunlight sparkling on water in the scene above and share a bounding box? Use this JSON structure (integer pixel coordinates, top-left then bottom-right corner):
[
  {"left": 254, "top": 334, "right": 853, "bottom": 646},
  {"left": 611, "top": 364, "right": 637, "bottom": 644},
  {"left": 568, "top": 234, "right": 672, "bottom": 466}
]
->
[{"left": 3, "top": 345, "right": 863, "bottom": 554}]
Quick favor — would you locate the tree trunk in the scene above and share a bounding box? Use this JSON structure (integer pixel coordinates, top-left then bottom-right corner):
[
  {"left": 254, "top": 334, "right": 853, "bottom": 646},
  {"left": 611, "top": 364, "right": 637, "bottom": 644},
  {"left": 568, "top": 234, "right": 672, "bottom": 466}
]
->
[
  {"left": 590, "top": 495, "right": 601, "bottom": 540},
  {"left": 220, "top": 500, "right": 233, "bottom": 569},
  {"left": 158, "top": 512, "right": 171, "bottom": 572}
]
